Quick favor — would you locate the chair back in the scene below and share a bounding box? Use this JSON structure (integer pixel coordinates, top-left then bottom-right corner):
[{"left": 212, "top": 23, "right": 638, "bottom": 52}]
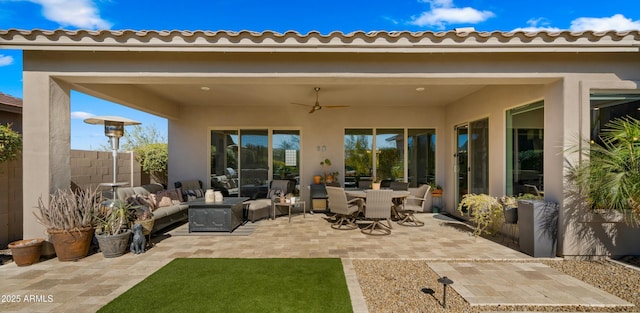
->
[
  {"left": 390, "top": 181, "right": 409, "bottom": 191},
  {"left": 326, "top": 186, "right": 350, "bottom": 214},
  {"left": 269, "top": 180, "right": 293, "bottom": 195},
  {"left": 523, "top": 184, "right": 541, "bottom": 196},
  {"left": 365, "top": 190, "right": 393, "bottom": 219},
  {"left": 405, "top": 185, "right": 431, "bottom": 211}
]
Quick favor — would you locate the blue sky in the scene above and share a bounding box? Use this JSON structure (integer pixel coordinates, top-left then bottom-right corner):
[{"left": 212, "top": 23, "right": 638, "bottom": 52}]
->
[{"left": 1, "top": 0, "right": 639, "bottom": 149}]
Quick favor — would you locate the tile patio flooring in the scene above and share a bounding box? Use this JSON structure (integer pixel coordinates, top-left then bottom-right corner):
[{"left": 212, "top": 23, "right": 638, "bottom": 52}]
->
[{"left": 0, "top": 213, "right": 633, "bottom": 312}]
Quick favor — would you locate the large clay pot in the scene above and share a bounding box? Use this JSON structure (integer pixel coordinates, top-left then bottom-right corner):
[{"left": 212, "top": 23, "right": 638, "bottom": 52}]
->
[
  {"left": 313, "top": 175, "right": 322, "bottom": 184},
  {"left": 48, "top": 226, "right": 95, "bottom": 261},
  {"left": 8, "top": 238, "right": 44, "bottom": 266},
  {"left": 96, "top": 230, "right": 132, "bottom": 258}
]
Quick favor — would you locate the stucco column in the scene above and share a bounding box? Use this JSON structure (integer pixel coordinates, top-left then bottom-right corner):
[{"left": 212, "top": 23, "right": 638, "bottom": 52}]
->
[{"left": 22, "top": 73, "right": 71, "bottom": 252}]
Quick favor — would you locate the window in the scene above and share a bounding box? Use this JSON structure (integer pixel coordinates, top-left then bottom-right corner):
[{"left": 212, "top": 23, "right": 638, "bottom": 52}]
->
[
  {"left": 591, "top": 93, "right": 640, "bottom": 144},
  {"left": 506, "top": 102, "right": 544, "bottom": 196},
  {"left": 344, "top": 128, "right": 436, "bottom": 188}
]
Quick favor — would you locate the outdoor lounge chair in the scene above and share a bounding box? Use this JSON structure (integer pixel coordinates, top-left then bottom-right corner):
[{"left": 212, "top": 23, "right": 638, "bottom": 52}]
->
[
  {"left": 397, "top": 184, "right": 430, "bottom": 227},
  {"left": 362, "top": 189, "right": 393, "bottom": 235},
  {"left": 326, "top": 186, "right": 362, "bottom": 230}
]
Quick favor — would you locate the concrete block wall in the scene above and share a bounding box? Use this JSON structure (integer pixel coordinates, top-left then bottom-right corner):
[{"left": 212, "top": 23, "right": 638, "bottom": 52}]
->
[
  {"left": 1, "top": 150, "right": 145, "bottom": 248},
  {"left": 70, "top": 150, "right": 143, "bottom": 191},
  {"left": 0, "top": 156, "right": 23, "bottom": 249}
]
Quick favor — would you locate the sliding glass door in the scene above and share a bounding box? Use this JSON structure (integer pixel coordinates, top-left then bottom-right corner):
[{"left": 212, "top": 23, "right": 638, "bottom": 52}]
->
[
  {"left": 211, "top": 129, "right": 299, "bottom": 198},
  {"left": 455, "top": 118, "right": 489, "bottom": 206}
]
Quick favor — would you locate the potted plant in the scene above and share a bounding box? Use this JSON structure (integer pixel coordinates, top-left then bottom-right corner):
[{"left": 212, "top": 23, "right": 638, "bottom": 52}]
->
[
  {"left": 320, "top": 158, "right": 334, "bottom": 183},
  {"left": 371, "top": 176, "right": 382, "bottom": 190},
  {"left": 567, "top": 116, "right": 640, "bottom": 225},
  {"left": 33, "top": 187, "right": 102, "bottom": 261},
  {"left": 95, "top": 200, "right": 134, "bottom": 258},
  {"left": 8, "top": 238, "right": 44, "bottom": 266},
  {"left": 429, "top": 182, "right": 443, "bottom": 196},
  {"left": 457, "top": 193, "right": 503, "bottom": 237},
  {"left": 498, "top": 196, "right": 518, "bottom": 224}
]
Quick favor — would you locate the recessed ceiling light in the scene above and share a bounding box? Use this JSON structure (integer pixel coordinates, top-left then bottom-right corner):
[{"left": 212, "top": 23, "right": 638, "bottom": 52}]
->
[
  {"left": 416, "top": 87, "right": 425, "bottom": 92},
  {"left": 200, "top": 86, "right": 210, "bottom": 91}
]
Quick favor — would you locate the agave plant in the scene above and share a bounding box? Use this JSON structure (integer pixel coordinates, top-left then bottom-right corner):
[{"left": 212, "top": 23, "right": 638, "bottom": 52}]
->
[{"left": 568, "top": 116, "right": 640, "bottom": 226}]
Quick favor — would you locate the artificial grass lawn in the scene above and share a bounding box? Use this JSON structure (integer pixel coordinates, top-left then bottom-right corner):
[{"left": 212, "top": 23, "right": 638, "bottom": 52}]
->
[{"left": 99, "top": 258, "right": 353, "bottom": 313}]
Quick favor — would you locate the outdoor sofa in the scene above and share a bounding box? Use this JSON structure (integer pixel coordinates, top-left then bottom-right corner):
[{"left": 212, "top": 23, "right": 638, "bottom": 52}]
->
[{"left": 116, "top": 183, "right": 189, "bottom": 234}]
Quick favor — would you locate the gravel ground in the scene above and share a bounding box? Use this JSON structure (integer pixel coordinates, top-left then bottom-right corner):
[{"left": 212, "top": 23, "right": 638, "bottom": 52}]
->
[{"left": 353, "top": 259, "right": 640, "bottom": 313}]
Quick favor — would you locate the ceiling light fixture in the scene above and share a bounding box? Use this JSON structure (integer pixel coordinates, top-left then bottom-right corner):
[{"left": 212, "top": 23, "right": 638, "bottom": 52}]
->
[
  {"left": 416, "top": 87, "right": 425, "bottom": 92},
  {"left": 200, "top": 86, "right": 210, "bottom": 91}
]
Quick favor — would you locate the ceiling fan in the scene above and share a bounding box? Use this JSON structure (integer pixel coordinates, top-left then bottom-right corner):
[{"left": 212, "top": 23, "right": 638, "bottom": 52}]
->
[{"left": 292, "top": 87, "right": 349, "bottom": 114}]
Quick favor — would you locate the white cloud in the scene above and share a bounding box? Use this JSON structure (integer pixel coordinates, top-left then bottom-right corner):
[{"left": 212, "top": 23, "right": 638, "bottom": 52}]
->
[
  {"left": 28, "top": 0, "right": 112, "bottom": 29},
  {"left": 511, "top": 18, "right": 562, "bottom": 32},
  {"left": 410, "top": 0, "right": 494, "bottom": 29},
  {"left": 570, "top": 14, "right": 640, "bottom": 32},
  {"left": 70, "top": 111, "right": 95, "bottom": 119},
  {"left": 0, "top": 54, "right": 14, "bottom": 66}
]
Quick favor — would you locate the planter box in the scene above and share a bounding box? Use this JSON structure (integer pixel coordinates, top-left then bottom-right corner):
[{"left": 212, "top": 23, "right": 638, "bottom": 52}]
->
[{"left": 518, "top": 200, "right": 558, "bottom": 258}]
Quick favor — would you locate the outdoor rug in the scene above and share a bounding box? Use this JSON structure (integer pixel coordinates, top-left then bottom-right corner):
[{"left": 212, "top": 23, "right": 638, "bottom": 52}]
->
[
  {"left": 98, "top": 258, "right": 353, "bottom": 313},
  {"left": 169, "top": 220, "right": 260, "bottom": 236}
]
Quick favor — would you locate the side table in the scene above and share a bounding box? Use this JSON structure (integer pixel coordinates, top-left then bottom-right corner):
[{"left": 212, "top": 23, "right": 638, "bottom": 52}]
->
[{"left": 274, "top": 201, "right": 306, "bottom": 222}]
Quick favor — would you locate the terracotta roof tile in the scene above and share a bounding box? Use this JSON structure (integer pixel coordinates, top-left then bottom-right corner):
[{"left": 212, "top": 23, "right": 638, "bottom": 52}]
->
[{"left": 1, "top": 29, "right": 639, "bottom": 53}]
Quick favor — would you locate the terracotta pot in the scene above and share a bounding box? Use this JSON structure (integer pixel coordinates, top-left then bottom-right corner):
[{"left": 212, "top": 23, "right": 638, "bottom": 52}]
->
[
  {"left": 96, "top": 230, "right": 132, "bottom": 258},
  {"left": 432, "top": 189, "right": 443, "bottom": 196},
  {"left": 325, "top": 175, "right": 334, "bottom": 184},
  {"left": 8, "top": 239, "right": 44, "bottom": 266},
  {"left": 47, "top": 226, "right": 95, "bottom": 261},
  {"left": 313, "top": 175, "right": 322, "bottom": 184},
  {"left": 372, "top": 182, "right": 381, "bottom": 190}
]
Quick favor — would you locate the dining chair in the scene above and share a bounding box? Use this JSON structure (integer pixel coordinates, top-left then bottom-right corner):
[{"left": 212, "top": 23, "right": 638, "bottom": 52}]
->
[
  {"left": 358, "top": 179, "right": 372, "bottom": 189},
  {"left": 362, "top": 189, "right": 394, "bottom": 235},
  {"left": 326, "top": 186, "right": 362, "bottom": 230},
  {"left": 397, "top": 184, "right": 431, "bottom": 227}
]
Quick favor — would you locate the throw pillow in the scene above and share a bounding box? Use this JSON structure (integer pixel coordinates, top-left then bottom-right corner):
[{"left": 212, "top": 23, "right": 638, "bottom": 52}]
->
[{"left": 156, "top": 190, "right": 181, "bottom": 207}]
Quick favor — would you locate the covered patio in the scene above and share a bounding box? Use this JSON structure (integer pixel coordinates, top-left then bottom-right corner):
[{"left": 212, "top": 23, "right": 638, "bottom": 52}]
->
[{"left": 1, "top": 29, "right": 640, "bottom": 258}]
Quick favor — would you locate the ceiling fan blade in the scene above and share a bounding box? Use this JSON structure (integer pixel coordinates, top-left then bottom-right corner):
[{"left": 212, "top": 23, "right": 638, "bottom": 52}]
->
[
  {"left": 309, "top": 107, "right": 318, "bottom": 114},
  {"left": 324, "top": 105, "right": 350, "bottom": 109},
  {"left": 292, "top": 102, "right": 313, "bottom": 107}
]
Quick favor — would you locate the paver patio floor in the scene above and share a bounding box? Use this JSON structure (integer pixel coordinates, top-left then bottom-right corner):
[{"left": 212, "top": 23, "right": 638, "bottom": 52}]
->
[{"left": 0, "top": 213, "right": 632, "bottom": 312}]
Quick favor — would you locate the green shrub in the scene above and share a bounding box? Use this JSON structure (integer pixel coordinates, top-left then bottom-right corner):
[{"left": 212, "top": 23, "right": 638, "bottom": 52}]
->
[
  {"left": 457, "top": 193, "right": 503, "bottom": 237},
  {"left": 0, "top": 123, "right": 22, "bottom": 163},
  {"left": 135, "top": 143, "right": 168, "bottom": 185}
]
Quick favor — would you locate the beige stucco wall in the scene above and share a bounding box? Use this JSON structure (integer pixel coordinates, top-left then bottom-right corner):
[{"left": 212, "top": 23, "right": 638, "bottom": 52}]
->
[{"left": 168, "top": 104, "right": 447, "bottom": 202}]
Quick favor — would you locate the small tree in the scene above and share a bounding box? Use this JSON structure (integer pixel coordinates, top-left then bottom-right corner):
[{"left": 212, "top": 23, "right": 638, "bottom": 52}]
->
[{"left": 0, "top": 123, "right": 22, "bottom": 163}]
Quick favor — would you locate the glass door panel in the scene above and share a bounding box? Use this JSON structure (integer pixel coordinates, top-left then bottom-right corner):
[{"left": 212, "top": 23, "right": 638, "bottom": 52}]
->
[
  {"left": 375, "top": 128, "right": 404, "bottom": 185},
  {"left": 240, "top": 129, "right": 269, "bottom": 198},
  {"left": 210, "top": 130, "right": 239, "bottom": 196},
  {"left": 344, "top": 129, "right": 373, "bottom": 188},
  {"left": 408, "top": 129, "right": 436, "bottom": 187},
  {"left": 455, "top": 125, "right": 469, "bottom": 206},
  {"left": 272, "top": 130, "right": 300, "bottom": 193},
  {"left": 469, "top": 118, "right": 489, "bottom": 194}
]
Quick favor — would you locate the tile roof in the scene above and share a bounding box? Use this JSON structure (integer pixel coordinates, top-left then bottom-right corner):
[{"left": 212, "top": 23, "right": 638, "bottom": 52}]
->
[
  {"left": 1, "top": 29, "right": 639, "bottom": 53},
  {"left": 0, "top": 92, "right": 22, "bottom": 108}
]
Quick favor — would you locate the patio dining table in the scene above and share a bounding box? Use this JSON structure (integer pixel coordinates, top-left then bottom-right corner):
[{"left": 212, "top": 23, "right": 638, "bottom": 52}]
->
[{"left": 344, "top": 189, "right": 410, "bottom": 219}]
